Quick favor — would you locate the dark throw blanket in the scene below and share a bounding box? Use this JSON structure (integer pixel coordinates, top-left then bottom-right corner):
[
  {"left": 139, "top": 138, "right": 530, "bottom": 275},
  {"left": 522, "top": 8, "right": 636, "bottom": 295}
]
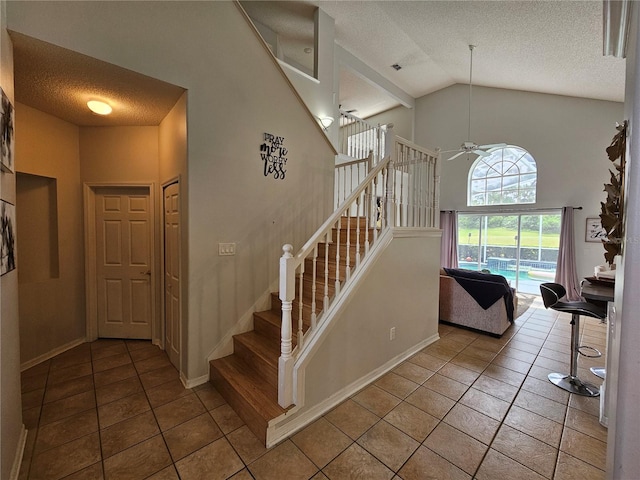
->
[{"left": 443, "top": 268, "right": 515, "bottom": 322}]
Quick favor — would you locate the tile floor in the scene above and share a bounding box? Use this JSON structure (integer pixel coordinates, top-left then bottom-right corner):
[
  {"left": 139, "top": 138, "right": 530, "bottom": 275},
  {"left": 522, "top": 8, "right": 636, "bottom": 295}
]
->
[{"left": 19, "top": 297, "right": 608, "bottom": 479}]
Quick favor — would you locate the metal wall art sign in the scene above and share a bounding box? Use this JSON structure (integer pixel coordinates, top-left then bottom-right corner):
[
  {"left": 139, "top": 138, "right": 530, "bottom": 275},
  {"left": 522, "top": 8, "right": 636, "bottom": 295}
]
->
[{"left": 260, "top": 133, "right": 287, "bottom": 180}]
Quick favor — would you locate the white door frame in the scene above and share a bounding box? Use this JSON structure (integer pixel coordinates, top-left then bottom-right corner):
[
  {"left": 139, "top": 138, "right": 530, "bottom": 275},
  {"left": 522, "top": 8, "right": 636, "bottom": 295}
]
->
[
  {"left": 161, "top": 177, "right": 182, "bottom": 372},
  {"left": 84, "top": 182, "right": 159, "bottom": 342}
]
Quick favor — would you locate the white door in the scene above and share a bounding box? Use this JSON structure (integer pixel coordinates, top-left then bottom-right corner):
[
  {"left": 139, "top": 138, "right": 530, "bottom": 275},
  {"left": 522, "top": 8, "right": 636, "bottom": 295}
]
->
[
  {"left": 95, "top": 187, "right": 153, "bottom": 339},
  {"left": 164, "top": 182, "right": 180, "bottom": 368}
]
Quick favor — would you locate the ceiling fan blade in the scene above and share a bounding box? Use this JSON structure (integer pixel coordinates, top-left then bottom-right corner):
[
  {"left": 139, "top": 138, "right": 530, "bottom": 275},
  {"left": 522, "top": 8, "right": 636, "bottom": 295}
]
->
[
  {"left": 447, "top": 151, "right": 466, "bottom": 161},
  {"left": 478, "top": 143, "right": 507, "bottom": 149},
  {"left": 473, "top": 150, "right": 491, "bottom": 157}
]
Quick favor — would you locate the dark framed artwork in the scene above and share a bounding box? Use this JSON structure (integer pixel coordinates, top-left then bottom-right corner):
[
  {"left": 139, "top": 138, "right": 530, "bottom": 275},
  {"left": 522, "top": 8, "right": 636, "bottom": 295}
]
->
[
  {"left": 1, "top": 200, "right": 16, "bottom": 275},
  {"left": 0, "top": 87, "right": 14, "bottom": 173}
]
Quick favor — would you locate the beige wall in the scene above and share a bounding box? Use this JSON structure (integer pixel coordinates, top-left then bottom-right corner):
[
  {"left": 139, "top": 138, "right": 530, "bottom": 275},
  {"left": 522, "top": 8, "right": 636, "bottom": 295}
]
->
[
  {"left": 0, "top": 1, "right": 23, "bottom": 477},
  {"left": 16, "top": 104, "right": 85, "bottom": 363},
  {"left": 365, "top": 105, "right": 414, "bottom": 143},
  {"left": 8, "top": 1, "right": 336, "bottom": 380},
  {"left": 415, "top": 84, "right": 624, "bottom": 279}
]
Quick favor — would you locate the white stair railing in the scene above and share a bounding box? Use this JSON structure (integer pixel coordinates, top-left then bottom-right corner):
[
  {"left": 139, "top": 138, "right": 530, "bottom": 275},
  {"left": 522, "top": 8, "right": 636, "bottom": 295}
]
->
[{"left": 278, "top": 133, "right": 439, "bottom": 407}]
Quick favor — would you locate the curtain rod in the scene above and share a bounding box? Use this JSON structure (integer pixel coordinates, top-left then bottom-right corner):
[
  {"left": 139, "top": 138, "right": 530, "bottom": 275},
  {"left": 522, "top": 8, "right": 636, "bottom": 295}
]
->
[{"left": 441, "top": 206, "right": 582, "bottom": 214}]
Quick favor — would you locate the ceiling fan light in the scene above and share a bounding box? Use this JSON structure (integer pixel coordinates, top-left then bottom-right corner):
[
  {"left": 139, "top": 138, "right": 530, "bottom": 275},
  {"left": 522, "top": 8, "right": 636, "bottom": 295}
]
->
[{"left": 87, "top": 100, "right": 112, "bottom": 115}]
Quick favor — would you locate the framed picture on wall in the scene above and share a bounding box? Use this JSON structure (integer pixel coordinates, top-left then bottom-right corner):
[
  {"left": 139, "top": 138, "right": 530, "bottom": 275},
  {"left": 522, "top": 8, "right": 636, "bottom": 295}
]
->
[
  {"left": 1, "top": 200, "right": 16, "bottom": 275},
  {"left": 0, "top": 87, "right": 14, "bottom": 173},
  {"left": 585, "top": 217, "right": 607, "bottom": 243}
]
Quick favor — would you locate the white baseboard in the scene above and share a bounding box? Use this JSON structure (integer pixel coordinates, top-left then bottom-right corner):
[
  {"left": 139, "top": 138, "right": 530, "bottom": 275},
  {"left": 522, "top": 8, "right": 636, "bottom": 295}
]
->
[
  {"left": 9, "top": 425, "right": 27, "bottom": 480},
  {"left": 180, "top": 372, "right": 209, "bottom": 389},
  {"left": 266, "top": 332, "right": 440, "bottom": 447},
  {"left": 20, "top": 338, "right": 86, "bottom": 372}
]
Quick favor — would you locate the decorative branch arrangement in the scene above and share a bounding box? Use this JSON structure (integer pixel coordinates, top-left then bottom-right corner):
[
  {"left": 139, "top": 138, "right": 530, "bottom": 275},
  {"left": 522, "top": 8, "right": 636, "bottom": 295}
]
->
[{"left": 600, "top": 120, "right": 627, "bottom": 265}]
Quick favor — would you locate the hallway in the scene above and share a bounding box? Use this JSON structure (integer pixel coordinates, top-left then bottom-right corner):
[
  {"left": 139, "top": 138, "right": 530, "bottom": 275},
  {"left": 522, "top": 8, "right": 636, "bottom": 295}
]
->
[{"left": 19, "top": 298, "right": 607, "bottom": 479}]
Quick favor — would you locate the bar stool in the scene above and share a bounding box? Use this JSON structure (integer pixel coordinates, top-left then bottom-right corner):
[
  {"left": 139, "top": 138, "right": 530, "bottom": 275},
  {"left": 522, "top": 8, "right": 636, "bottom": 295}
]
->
[{"left": 539, "top": 283, "right": 606, "bottom": 397}]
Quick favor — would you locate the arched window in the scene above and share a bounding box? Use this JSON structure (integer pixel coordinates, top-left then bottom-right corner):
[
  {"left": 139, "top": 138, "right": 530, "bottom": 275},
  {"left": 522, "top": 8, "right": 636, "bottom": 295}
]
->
[{"left": 468, "top": 146, "right": 537, "bottom": 206}]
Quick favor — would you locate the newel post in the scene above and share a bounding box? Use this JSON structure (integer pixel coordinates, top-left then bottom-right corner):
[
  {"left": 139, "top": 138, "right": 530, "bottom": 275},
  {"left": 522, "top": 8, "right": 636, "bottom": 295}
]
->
[{"left": 278, "top": 244, "right": 295, "bottom": 408}]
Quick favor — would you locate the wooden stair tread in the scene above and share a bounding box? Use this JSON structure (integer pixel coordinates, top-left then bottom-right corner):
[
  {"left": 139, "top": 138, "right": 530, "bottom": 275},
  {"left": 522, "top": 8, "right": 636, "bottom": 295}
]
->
[
  {"left": 210, "top": 355, "right": 285, "bottom": 421},
  {"left": 234, "top": 331, "right": 280, "bottom": 366}
]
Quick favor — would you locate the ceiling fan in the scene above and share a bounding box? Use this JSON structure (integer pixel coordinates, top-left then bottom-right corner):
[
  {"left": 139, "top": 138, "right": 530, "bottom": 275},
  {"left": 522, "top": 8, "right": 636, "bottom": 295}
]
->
[{"left": 443, "top": 45, "right": 506, "bottom": 161}]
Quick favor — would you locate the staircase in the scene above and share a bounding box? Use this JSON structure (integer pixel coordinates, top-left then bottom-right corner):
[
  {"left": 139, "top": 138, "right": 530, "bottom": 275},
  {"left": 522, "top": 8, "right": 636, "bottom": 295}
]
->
[{"left": 209, "top": 216, "right": 368, "bottom": 444}]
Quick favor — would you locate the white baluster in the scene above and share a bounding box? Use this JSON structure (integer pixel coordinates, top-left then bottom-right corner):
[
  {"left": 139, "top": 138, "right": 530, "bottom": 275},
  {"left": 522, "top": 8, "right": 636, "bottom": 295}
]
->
[
  {"left": 334, "top": 219, "right": 341, "bottom": 295},
  {"left": 345, "top": 215, "right": 351, "bottom": 282},
  {"left": 323, "top": 233, "right": 330, "bottom": 311},
  {"left": 297, "top": 265, "right": 304, "bottom": 348},
  {"left": 355, "top": 195, "right": 361, "bottom": 267},
  {"left": 310, "top": 245, "right": 317, "bottom": 330}
]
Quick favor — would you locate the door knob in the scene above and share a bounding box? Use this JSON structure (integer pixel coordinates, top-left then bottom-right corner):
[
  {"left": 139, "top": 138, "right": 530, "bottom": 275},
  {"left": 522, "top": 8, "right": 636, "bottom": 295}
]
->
[{"left": 141, "top": 270, "right": 151, "bottom": 276}]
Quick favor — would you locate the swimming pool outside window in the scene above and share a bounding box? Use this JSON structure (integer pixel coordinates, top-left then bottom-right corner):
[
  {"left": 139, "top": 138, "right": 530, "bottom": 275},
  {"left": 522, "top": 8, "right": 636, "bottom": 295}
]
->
[{"left": 468, "top": 146, "right": 537, "bottom": 206}]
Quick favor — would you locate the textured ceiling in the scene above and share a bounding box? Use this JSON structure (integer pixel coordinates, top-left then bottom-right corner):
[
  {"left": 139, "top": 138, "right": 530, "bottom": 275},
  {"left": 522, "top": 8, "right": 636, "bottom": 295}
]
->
[
  {"left": 10, "top": 1, "right": 626, "bottom": 126},
  {"left": 11, "top": 32, "right": 185, "bottom": 127}
]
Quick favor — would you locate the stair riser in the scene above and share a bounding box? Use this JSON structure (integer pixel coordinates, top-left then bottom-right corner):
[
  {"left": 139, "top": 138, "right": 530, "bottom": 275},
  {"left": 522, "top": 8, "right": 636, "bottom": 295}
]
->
[
  {"left": 209, "top": 363, "right": 268, "bottom": 443},
  {"left": 317, "top": 242, "right": 359, "bottom": 259},
  {"left": 253, "top": 312, "right": 282, "bottom": 344},
  {"left": 233, "top": 338, "right": 278, "bottom": 388},
  {"left": 339, "top": 216, "right": 371, "bottom": 229},
  {"left": 331, "top": 228, "right": 376, "bottom": 244}
]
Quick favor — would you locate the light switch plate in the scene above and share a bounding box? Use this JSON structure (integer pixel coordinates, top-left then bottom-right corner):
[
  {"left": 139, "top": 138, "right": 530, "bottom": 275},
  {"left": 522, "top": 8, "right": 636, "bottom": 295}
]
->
[{"left": 218, "top": 243, "right": 236, "bottom": 256}]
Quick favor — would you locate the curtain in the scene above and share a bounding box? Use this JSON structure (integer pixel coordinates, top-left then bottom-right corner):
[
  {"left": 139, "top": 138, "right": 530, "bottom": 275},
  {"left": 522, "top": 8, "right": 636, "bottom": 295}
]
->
[
  {"left": 440, "top": 211, "right": 459, "bottom": 269},
  {"left": 555, "top": 206, "right": 581, "bottom": 301}
]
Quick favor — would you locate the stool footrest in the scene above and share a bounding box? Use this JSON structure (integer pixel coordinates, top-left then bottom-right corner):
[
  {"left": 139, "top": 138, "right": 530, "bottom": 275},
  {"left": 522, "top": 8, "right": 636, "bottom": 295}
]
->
[
  {"left": 548, "top": 372, "right": 600, "bottom": 397},
  {"left": 578, "top": 345, "right": 602, "bottom": 358}
]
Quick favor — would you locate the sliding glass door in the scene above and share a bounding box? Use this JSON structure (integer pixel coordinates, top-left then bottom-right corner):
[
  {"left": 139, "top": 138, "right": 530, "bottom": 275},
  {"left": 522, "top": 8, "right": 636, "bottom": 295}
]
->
[{"left": 457, "top": 212, "right": 561, "bottom": 293}]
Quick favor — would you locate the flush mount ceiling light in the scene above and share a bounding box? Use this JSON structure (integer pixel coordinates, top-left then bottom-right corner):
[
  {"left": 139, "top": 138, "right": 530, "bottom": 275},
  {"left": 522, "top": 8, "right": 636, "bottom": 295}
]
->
[
  {"left": 87, "top": 100, "right": 112, "bottom": 115},
  {"left": 318, "top": 116, "right": 334, "bottom": 130}
]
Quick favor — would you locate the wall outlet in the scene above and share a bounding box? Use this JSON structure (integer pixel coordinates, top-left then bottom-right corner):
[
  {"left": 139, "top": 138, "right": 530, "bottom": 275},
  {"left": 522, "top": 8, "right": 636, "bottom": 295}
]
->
[
  {"left": 218, "top": 243, "right": 236, "bottom": 256},
  {"left": 389, "top": 327, "right": 396, "bottom": 341}
]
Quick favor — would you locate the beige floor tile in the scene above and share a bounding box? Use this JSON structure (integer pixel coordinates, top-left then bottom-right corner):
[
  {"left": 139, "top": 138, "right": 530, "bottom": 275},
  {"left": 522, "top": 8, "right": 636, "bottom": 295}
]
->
[
  {"left": 93, "top": 363, "right": 138, "bottom": 388},
  {"left": 521, "top": 375, "right": 570, "bottom": 405},
  {"left": 461, "top": 345, "right": 497, "bottom": 363},
  {"left": 30, "top": 432, "right": 101, "bottom": 480},
  {"left": 90, "top": 343, "right": 128, "bottom": 361},
  {"left": 22, "top": 361, "right": 51, "bottom": 380},
  {"left": 471, "top": 337, "right": 506, "bottom": 353},
  {"left": 50, "top": 348, "right": 92, "bottom": 370},
  {"left": 491, "top": 353, "right": 534, "bottom": 374},
  {"left": 324, "top": 399, "right": 380, "bottom": 440},
  {"left": 398, "top": 445, "right": 471, "bottom": 480},
  {"left": 423, "top": 343, "right": 460, "bottom": 361},
  {"left": 443, "top": 403, "right": 500, "bottom": 445},
  {"left": 43, "top": 374, "right": 95, "bottom": 404},
  {"left": 472, "top": 375, "right": 519, "bottom": 403},
  {"left": 383, "top": 402, "right": 439, "bottom": 442},
  {"left": 163, "top": 412, "right": 223, "bottom": 461},
  {"left": 210, "top": 403, "right": 245, "bottom": 434},
  {"left": 193, "top": 383, "right": 226, "bottom": 411},
  {"left": 374, "top": 372, "right": 419, "bottom": 399},
  {"left": 450, "top": 352, "right": 491, "bottom": 373},
  {"left": 405, "top": 385, "right": 455, "bottom": 419},
  {"left": 505, "top": 340, "right": 543, "bottom": 355},
  {"left": 538, "top": 347, "right": 571, "bottom": 364},
  {"left": 423, "top": 422, "right": 488, "bottom": 475},
  {"left": 292, "top": 417, "right": 352, "bottom": 468},
  {"left": 560, "top": 427, "right": 607, "bottom": 470},
  {"left": 35, "top": 409, "right": 99, "bottom": 454},
  {"left": 95, "top": 376, "right": 143, "bottom": 406},
  {"left": 63, "top": 462, "right": 104, "bottom": 479},
  {"left": 512, "top": 333, "right": 545, "bottom": 347},
  {"left": 392, "top": 361, "right": 435, "bottom": 384},
  {"left": 424, "top": 373, "right": 469, "bottom": 401},
  {"left": 126, "top": 339, "right": 155, "bottom": 351},
  {"left": 226, "top": 425, "right": 268, "bottom": 464},
  {"left": 147, "top": 466, "right": 180, "bottom": 480},
  {"left": 92, "top": 352, "right": 132, "bottom": 373},
  {"left": 98, "top": 391, "right": 151, "bottom": 428},
  {"left": 475, "top": 448, "right": 546, "bottom": 480},
  {"left": 22, "top": 388, "right": 44, "bottom": 411},
  {"left": 554, "top": 451, "right": 606, "bottom": 480},
  {"left": 229, "top": 469, "right": 256, "bottom": 480},
  {"left": 146, "top": 378, "right": 191, "bottom": 408},
  {"left": 438, "top": 362, "right": 481, "bottom": 386},
  {"left": 153, "top": 393, "right": 206, "bottom": 431},
  {"left": 39, "top": 390, "right": 96, "bottom": 426},
  {"left": 514, "top": 389, "right": 567, "bottom": 424},
  {"left": 528, "top": 364, "right": 555, "bottom": 381},
  {"left": 565, "top": 407, "right": 607, "bottom": 442},
  {"left": 492, "top": 424, "right": 558, "bottom": 478},
  {"left": 47, "top": 362, "right": 93, "bottom": 386},
  {"left": 134, "top": 353, "right": 173, "bottom": 374},
  {"left": 322, "top": 443, "right": 394, "bottom": 480},
  {"left": 129, "top": 343, "right": 165, "bottom": 362},
  {"left": 248, "top": 440, "right": 318, "bottom": 480},
  {"left": 103, "top": 434, "right": 172, "bottom": 479},
  {"left": 407, "top": 351, "right": 447, "bottom": 371},
  {"left": 535, "top": 355, "right": 571, "bottom": 373},
  {"left": 357, "top": 420, "right": 419, "bottom": 471},
  {"left": 352, "top": 385, "right": 401, "bottom": 417},
  {"left": 100, "top": 410, "right": 160, "bottom": 458},
  {"left": 483, "top": 363, "right": 526, "bottom": 387},
  {"left": 21, "top": 372, "right": 48, "bottom": 394},
  {"left": 569, "top": 393, "right": 600, "bottom": 417},
  {"left": 91, "top": 339, "right": 126, "bottom": 352},
  {"left": 458, "top": 387, "right": 511, "bottom": 421},
  {"left": 504, "top": 405, "right": 563, "bottom": 447},
  {"left": 139, "top": 365, "right": 180, "bottom": 390}
]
